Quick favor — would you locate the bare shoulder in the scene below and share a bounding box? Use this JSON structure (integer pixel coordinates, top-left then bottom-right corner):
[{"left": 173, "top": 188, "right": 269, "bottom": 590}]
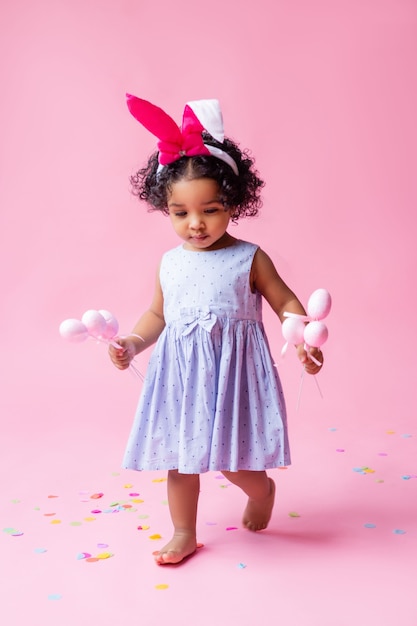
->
[
  {"left": 250, "top": 247, "right": 280, "bottom": 290},
  {"left": 251, "top": 247, "right": 301, "bottom": 319}
]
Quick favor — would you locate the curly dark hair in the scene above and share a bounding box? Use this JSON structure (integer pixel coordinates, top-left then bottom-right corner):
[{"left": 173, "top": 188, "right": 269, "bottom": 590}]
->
[{"left": 129, "top": 133, "right": 265, "bottom": 220}]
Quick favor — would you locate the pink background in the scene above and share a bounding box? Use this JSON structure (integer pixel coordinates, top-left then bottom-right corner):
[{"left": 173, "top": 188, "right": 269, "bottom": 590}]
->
[{"left": 1, "top": 1, "right": 416, "bottom": 624}]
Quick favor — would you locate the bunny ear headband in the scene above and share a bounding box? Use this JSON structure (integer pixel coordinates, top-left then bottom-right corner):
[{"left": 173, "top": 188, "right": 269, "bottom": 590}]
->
[{"left": 126, "top": 94, "right": 239, "bottom": 176}]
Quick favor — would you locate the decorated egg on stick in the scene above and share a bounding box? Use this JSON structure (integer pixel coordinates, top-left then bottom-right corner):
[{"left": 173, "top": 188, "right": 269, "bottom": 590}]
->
[
  {"left": 99, "top": 309, "right": 119, "bottom": 339},
  {"left": 307, "top": 288, "right": 332, "bottom": 320},
  {"left": 59, "top": 319, "right": 89, "bottom": 343},
  {"left": 304, "top": 321, "right": 328, "bottom": 348},
  {"left": 281, "top": 317, "right": 306, "bottom": 356},
  {"left": 81, "top": 310, "right": 107, "bottom": 338}
]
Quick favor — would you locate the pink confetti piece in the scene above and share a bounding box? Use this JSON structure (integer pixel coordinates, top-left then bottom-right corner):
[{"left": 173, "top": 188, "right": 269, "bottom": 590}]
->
[{"left": 226, "top": 527, "right": 238, "bottom": 531}]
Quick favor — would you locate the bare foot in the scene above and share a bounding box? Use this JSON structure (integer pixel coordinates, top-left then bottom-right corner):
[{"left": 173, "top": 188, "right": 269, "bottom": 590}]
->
[
  {"left": 153, "top": 531, "right": 201, "bottom": 565},
  {"left": 242, "top": 477, "right": 276, "bottom": 531}
]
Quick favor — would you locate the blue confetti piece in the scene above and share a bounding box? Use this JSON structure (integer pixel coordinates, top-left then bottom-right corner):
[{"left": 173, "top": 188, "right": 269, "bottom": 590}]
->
[
  {"left": 237, "top": 562, "right": 247, "bottom": 569},
  {"left": 393, "top": 529, "right": 406, "bottom": 535},
  {"left": 48, "top": 594, "right": 62, "bottom": 601},
  {"left": 364, "top": 523, "right": 376, "bottom": 529},
  {"left": 402, "top": 475, "right": 411, "bottom": 480},
  {"left": 34, "top": 548, "right": 47, "bottom": 554}
]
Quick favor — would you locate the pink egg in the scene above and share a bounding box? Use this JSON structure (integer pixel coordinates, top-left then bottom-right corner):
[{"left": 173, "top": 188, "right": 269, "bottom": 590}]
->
[
  {"left": 304, "top": 321, "right": 328, "bottom": 347},
  {"left": 81, "top": 310, "right": 107, "bottom": 338},
  {"left": 59, "top": 319, "right": 89, "bottom": 343},
  {"left": 307, "top": 289, "right": 332, "bottom": 320},
  {"left": 282, "top": 317, "right": 305, "bottom": 345},
  {"left": 98, "top": 309, "right": 119, "bottom": 339}
]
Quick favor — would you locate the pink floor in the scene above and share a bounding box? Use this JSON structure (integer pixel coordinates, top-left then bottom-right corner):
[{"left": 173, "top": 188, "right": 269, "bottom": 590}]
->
[{"left": 2, "top": 362, "right": 416, "bottom": 626}]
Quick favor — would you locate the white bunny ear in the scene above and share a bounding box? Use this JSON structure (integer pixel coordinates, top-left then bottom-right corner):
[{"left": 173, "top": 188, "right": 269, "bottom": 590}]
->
[{"left": 186, "top": 99, "right": 225, "bottom": 142}]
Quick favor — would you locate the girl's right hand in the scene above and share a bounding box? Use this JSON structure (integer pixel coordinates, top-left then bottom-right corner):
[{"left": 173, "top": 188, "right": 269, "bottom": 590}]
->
[{"left": 108, "top": 337, "right": 136, "bottom": 370}]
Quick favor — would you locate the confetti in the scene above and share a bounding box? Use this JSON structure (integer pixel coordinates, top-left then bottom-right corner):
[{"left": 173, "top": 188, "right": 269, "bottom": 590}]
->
[
  {"left": 152, "top": 478, "right": 167, "bottom": 483},
  {"left": 97, "top": 543, "right": 109, "bottom": 548},
  {"left": 364, "top": 523, "right": 376, "bottom": 529},
  {"left": 96, "top": 552, "right": 113, "bottom": 559},
  {"left": 137, "top": 525, "right": 150, "bottom": 530},
  {"left": 237, "top": 563, "right": 247, "bottom": 569},
  {"left": 77, "top": 552, "right": 92, "bottom": 560},
  {"left": 48, "top": 594, "right": 62, "bottom": 601},
  {"left": 34, "top": 548, "right": 48, "bottom": 553},
  {"left": 226, "top": 527, "right": 238, "bottom": 531},
  {"left": 155, "top": 584, "right": 169, "bottom": 590},
  {"left": 129, "top": 492, "right": 140, "bottom": 497},
  {"left": 149, "top": 534, "right": 162, "bottom": 540},
  {"left": 336, "top": 449, "right": 345, "bottom": 452},
  {"left": 288, "top": 512, "right": 300, "bottom": 518},
  {"left": 393, "top": 529, "right": 406, "bottom": 535},
  {"left": 90, "top": 493, "right": 104, "bottom": 499},
  {"left": 124, "top": 484, "right": 134, "bottom": 488}
]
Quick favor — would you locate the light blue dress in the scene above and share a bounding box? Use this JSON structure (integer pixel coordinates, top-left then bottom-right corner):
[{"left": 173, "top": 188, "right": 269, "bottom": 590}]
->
[{"left": 123, "top": 239, "right": 290, "bottom": 474}]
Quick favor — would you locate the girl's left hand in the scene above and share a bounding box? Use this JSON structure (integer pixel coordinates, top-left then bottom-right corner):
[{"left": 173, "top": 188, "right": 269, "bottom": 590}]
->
[{"left": 296, "top": 345, "right": 324, "bottom": 375}]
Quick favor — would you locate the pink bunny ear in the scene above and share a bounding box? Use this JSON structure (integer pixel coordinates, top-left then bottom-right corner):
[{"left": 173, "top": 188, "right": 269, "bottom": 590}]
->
[{"left": 126, "top": 94, "right": 182, "bottom": 144}]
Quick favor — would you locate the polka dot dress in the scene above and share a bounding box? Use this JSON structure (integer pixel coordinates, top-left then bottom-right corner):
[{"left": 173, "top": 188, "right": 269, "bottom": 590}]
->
[{"left": 123, "top": 240, "right": 290, "bottom": 474}]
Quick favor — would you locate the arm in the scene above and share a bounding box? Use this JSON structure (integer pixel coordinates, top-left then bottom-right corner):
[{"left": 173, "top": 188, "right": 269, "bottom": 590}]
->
[
  {"left": 251, "top": 248, "right": 323, "bottom": 374},
  {"left": 109, "top": 265, "right": 166, "bottom": 370}
]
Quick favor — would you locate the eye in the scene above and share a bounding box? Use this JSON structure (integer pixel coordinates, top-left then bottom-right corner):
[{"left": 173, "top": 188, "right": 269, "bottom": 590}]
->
[
  {"left": 173, "top": 211, "right": 187, "bottom": 217},
  {"left": 204, "top": 208, "right": 220, "bottom": 215}
]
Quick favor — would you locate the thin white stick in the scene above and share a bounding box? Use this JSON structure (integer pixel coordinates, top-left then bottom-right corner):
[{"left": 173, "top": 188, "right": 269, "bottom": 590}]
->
[
  {"left": 313, "top": 374, "right": 324, "bottom": 398},
  {"left": 296, "top": 369, "right": 305, "bottom": 412}
]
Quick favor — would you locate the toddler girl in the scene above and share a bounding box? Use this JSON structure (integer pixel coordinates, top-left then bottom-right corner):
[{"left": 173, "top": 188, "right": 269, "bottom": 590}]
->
[{"left": 109, "top": 95, "right": 323, "bottom": 565}]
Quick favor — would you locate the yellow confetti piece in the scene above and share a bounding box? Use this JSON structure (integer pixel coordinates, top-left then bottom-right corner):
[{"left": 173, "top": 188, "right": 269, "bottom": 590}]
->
[
  {"left": 363, "top": 468, "right": 375, "bottom": 474},
  {"left": 288, "top": 512, "right": 300, "bottom": 518},
  {"left": 131, "top": 499, "right": 144, "bottom": 504},
  {"left": 152, "top": 478, "right": 167, "bottom": 483},
  {"left": 149, "top": 534, "right": 162, "bottom": 540},
  {"left": 137, "top": 525, "right": 150, "bottom": 531},
  {"left": 124, "top": 484, "right": 134, "bottom": 488},
  {"left": 84, "top": 517, "right": 96, "bottom": 522},
  {"left": 96, "top": 552, "right": 113, "bottom": 559},
  {"left": 51, "top": 520, "right": 62, "bottom": 525},
  {"left": 386, "top": 430, "right": 396, "bottom": 435},
  {"left": 155, "top": 584, "right": 169, "bottom": 590}
]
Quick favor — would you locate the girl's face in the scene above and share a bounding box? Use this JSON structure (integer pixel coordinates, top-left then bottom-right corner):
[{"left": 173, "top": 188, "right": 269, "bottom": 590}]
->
[{"left": 167, "top": 178, "right": 233, "bottom": 251}]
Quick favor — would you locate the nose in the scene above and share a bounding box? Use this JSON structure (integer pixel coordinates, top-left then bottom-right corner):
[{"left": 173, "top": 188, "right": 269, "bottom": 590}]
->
[{"left": 189, "top": 214, "right": 205, "bottom": 230}]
